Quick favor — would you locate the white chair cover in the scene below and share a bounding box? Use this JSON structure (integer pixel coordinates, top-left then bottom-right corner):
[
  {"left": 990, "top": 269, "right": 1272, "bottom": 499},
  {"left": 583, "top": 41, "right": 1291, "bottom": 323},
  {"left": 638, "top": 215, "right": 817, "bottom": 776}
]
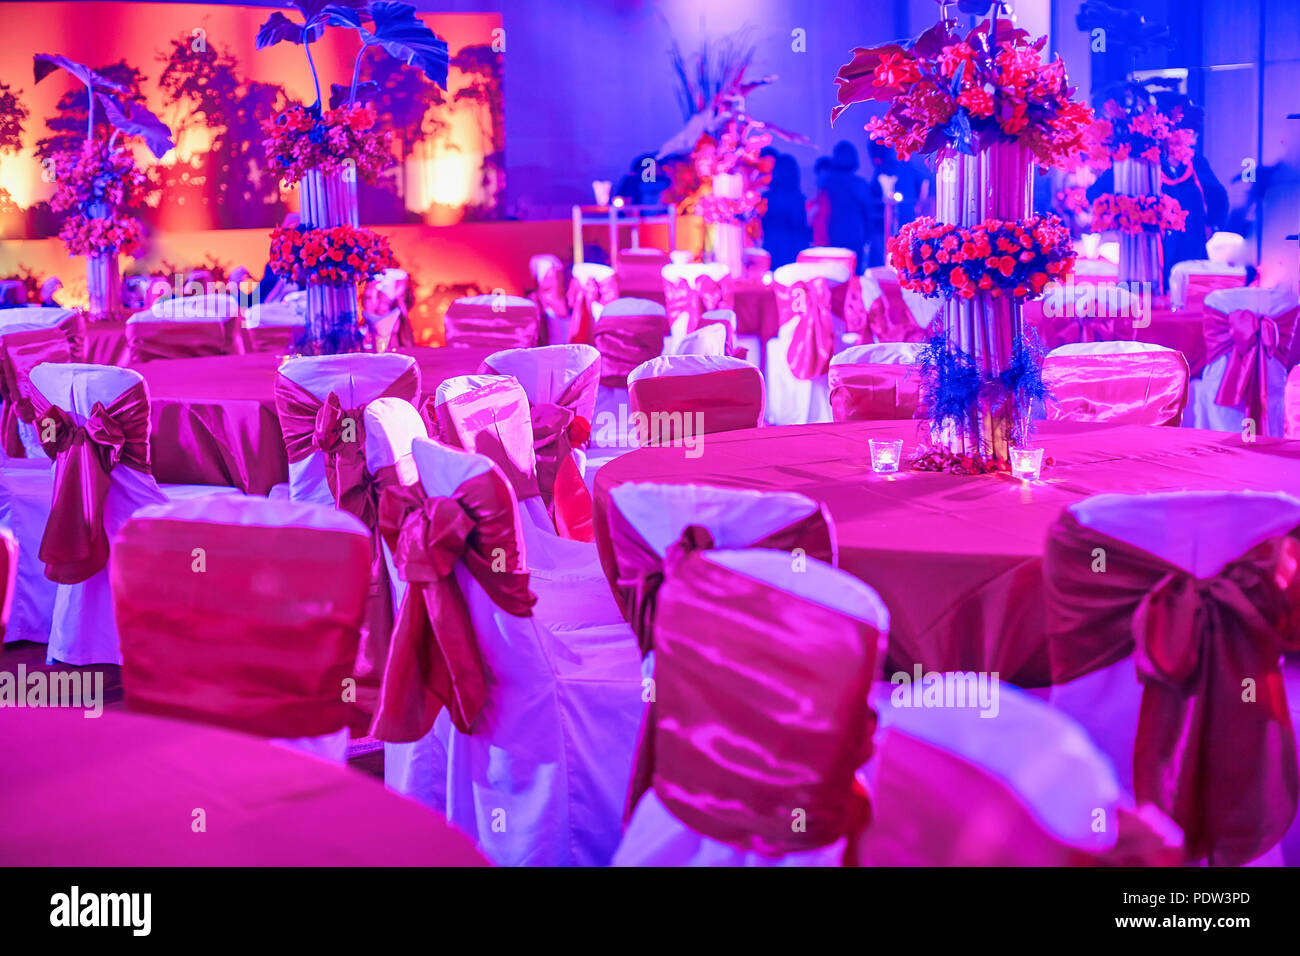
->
[
  {"left": 1168, "top": 260, "right": 1246, "bottom": 310},
  {"left": 590, "top": 298, "right": 668, "bottom": 458},
  {"left": 1189, "top": 287, "right": 1299, "bottom": 438},
  {"left": 116, "top": 495, "right": 369, "bottom": 762},
  {"left": 401, "top": 437, "right": 643, "bottom": 866},
  {"left": 613, "top": 548, "right": 885, "bottom": 866},
  {"left": 1049, "top": 490, "right": 1300, "bottom": 865},
  {"left": 139, "top": 293, "right": 241, "bottom": 320},
  {"left": 832, "top": 342, "right": 924, "bottom": 366},
  {"left": 279, "top": 353, "right": 419, "bottom": 506},
  {"left": 856, "top": 679, "right": 1137, "bottom": 865},
  {"left": 670, "top": 322, "right": 727, "bottom": 356},
  {"left": 28, "top": 363, "right": 243, "bottom": 664},
  {"left": 530, "top": 254, "right": 568, "bottom": 346},
  {"left": 0, "top": 459, "right": 57, "bottom": 645},
  {"left": 243, "top": 302, "right": 306, "bottom": 328},
  {"left": 764, "top": 262, "right": 851, "bottom": 425}
]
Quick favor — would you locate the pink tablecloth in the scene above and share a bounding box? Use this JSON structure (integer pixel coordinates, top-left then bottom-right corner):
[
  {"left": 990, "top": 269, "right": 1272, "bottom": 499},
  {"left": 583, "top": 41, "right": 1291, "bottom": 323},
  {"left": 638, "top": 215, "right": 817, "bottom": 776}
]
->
[
  {"left": 592, "top": 419, "right": 1300, "bottom": 687},
  {"left": 0, "top": 706, "right": 487, "bottom": 866},
  {"left": 141, "top": 346, "right": 493, "bottom": 494}
]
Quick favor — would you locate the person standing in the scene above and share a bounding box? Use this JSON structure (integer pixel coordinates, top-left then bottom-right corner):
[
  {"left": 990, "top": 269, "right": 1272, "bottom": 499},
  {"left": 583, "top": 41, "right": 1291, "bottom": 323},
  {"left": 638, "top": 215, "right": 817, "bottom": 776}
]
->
[
  {"left": 761, "top": 154, "right": 812, "bottom": 268},
  {"left": 821, "top": 141, "right": 874, "bottom": 272}
]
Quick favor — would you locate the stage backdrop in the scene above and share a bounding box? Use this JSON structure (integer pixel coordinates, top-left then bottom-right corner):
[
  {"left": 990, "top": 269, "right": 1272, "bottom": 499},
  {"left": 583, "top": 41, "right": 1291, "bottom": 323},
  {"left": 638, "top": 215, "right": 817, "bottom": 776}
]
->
[{"left": 0, "top": 2, "right": 504, "bottom": 240}]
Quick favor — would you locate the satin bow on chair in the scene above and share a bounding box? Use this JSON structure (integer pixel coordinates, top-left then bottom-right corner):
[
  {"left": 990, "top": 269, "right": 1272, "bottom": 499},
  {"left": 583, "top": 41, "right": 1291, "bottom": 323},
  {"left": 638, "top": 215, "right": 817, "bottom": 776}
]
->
[
  {"left": 369, "top": 476, "right": 537, "bottom": 743},
  {"left": 1046, "top": 513, "right": 1300, "bottom": 865},
  {"left": 36, "top": 383, "right": 152, "bottom": 585},
  {"left": 311, "top": 392, "right": 378, "bottom": 528},
  {"left": 1206, "top": 307, "right": 1283, "bottom": 427},
  {"left": 616, "top": 524, "right": 716, "bottom": 657},
  {"left": 529, "top": 401, "right": 594, "bottom": 541},
  {"left": 778, "top": 278, "right": 835, "bottom": 380},
  {"left": 0, "top": 328, "right": 71, "bottom": 457}
]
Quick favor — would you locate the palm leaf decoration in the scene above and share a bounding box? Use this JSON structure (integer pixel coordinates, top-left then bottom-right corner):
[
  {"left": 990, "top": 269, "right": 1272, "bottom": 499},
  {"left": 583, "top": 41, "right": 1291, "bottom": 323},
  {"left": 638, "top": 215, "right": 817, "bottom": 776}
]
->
[
  {"left": 255, "top": 1, "right": 448, "bottom": 110},
  {"left": 33, "top": 53, "right": 173, "bottom": 156}
]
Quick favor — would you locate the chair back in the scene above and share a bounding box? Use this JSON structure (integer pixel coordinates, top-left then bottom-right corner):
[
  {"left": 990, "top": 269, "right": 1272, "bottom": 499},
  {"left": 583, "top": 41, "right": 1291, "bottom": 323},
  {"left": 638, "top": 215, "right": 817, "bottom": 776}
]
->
[
  {"left": 827, "top": 343, "right": 924, "bottom": 422},
  {"left": 1044, "top": 490, "right": 1300, "bottom": 864},
  {"left": 112, "top": 495, "right": 371, "bottom": 739},
  {"left": 628, "top": 354, "right": 765, "bottom": 437},
  {"left": 1043, "top": 342, "right": 1189, "bottom": 426},
  {"left": 443, "top": 293, "right": 540, "bottom": 351}
]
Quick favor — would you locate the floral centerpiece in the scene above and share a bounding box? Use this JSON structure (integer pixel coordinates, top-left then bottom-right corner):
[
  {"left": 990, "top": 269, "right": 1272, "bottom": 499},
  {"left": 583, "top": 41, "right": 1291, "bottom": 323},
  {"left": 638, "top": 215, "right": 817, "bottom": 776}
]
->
[
  {"left": 833, "top": 2, "right": 1089, "bottom": 471},
  {"left": 659, "top": 34, "right": 806, "bottom": 274},
  {"left": 255, "top": 1, "right": 447, "bottom": 353},
  {"left": 1091, "top": 193, "right": 1188, "bottom": 235},
  {"left": 1079, "top": 90, "right": 1192, "bottom": 293},
  {"left": 33, "top": 54, "right": 172, "bottom": 320}
]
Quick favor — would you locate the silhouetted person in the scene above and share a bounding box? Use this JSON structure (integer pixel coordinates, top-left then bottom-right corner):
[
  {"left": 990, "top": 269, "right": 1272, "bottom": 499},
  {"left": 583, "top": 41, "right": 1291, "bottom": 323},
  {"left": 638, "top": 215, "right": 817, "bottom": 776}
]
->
[
  {"left": 615, "top": 152, "right": 667, "bottom": 206},
  {"left": 761, "top": 154, "right": 812, "bottom": 268},
  {"left": 822, "top": 141, "right": 873, "bottom": 272},
  {"left": 807, "top": 156, "right": 833, "bottom": 247}
]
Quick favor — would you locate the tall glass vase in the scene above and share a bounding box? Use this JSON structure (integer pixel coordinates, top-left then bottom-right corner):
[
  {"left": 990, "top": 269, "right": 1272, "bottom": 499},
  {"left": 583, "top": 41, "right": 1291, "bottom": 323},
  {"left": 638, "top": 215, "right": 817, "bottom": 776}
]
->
[
  {"left": 298, "top": 165, "right": 363, "bottom": 354},
  {"left": 709, "top": 172, "right": 746, "bottom": 277},
  {"left": 85, "top": 250, "right": 121, "bottom": 321},
  {"left": 1114, "top": 158, "right": 1164, "bottom": 295},
  {"left": 934, "top": 141, "right": 1034, "bottom": 464}
]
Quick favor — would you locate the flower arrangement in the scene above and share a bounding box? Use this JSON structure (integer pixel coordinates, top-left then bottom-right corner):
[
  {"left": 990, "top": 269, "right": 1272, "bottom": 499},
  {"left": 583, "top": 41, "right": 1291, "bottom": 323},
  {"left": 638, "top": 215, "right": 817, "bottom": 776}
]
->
[
  {"left": 888, "top": 214, "right": 1076, "bottom": 300},
  {"left": 1080, "top": 99, "right": 1195, "bottom": 171},
  {"left": 58, "top": 215, "right": 147, "bottom": 258},
  {"left": 666, "top": 113, "right": 775, "bottom": 231},
  {"left": 1090, "top": 193, "right": 1188, "bottom": 235},
  {"left": 262, "top": 102, "right": 393, "bottom": 185},
  {"left": 268, "top": 223, "right": 396, "bottom": 286},
  {"left": 832, "top": 16, "right": 1092, "bottom": 165}
]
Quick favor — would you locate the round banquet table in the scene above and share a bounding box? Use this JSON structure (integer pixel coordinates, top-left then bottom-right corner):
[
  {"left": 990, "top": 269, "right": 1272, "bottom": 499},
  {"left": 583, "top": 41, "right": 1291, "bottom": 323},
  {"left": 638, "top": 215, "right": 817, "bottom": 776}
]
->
[
  {"left": 592, "top": 419, "right": 1300, "bottom": 687},
  {"left": 0, "top": 706, "right": 488, "bottom": 866},
  {"left": 139, "top": 345, "right": 494, "bottom": 494}
]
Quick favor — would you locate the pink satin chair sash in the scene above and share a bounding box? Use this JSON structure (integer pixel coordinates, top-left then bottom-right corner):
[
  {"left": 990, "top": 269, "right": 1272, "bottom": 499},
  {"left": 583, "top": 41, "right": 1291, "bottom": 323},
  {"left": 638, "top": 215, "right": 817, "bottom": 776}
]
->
[
  {"left": 1044, "top": 511, "right": 1300, "bottom": 865},
  {"left": 443, "top": 300, "right": 540, "bottom": 350},
  {"left": 828, "top": 362, "right": 922, "bottom": 422},
  {"left": 1042, "top": 352, "right": 1189, "bottom": 427},
  {"left": 479, "top": 357, "right": 598, "bottom": 541},
  {"left": 1185, "top": 272, "right": 1243, "bottom": 313},
  {"left": 426, "top": 378, "right": 541, "bottom": 502},
  {"left": 628, "top": 367, "right": 764, "bottom": 435},
  {"left": 126, "top": 317, "right": 242, "bottom": 364},
  {"left": 112, "top": 517, "right": 370, "bottom": 738},
  {"left": 33, "top": 381, "right": 152, "bottom": 585},
  {"left": 0, "top": 328, "right": 72, "bottom": 456},
  {"left": 776, "top": 277, "right": 835, "bottom": 379},
  {"left": 534, "top": 265, "right": 569, "bottom": 322},
  {"left": 566, "top": 275, "right": 617, "bottom": 345},
  {"left": 245, "top": 325, "right": 298, "bottom": 355},
  {"left": 592, "top": 312, "right": 669, "bottom": 388},
  {"left": 274, "top": 365, "right": 421, "bottom": 528},
  {"left": 868, "top": 275, "right": 925, "bottom": 344},
  {"left": 859, "top": 731, "right": 1185, "bottom": 865},
  {"left": 626, "top": 550, "right": 877, "bottom": 857},
  {"left": 605, "top": 510, "right": 836, "bottom": 657},
  {"left": 370, "top": 472, "right": 537, "bottom": 742},
  {"left": 664, "top": 276, "right": 735, "bottom": 332},
  {"left": 1203, "top": 304, "right": 1299, "bottom": 425}
]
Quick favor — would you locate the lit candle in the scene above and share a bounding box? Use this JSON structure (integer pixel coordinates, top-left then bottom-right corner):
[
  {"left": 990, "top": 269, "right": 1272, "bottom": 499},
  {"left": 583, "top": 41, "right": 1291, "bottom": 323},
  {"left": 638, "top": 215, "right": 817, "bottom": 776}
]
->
[
  {"left": 1010, "top": 446, "right": 1045, "bottom": 481},
  {"left": 869, "top": 438, "right": 904, "bottom": 474}
]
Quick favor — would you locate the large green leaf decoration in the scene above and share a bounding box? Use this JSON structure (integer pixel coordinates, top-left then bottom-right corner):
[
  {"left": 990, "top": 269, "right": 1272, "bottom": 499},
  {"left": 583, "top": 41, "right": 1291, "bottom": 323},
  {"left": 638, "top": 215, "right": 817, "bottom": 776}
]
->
[
  {"left": 33, "top": 53, "right": 127, "bottom": 93},
  {"left": 359, "top": 2, "right": 450, "bottom": 90},
  {"left": 96, "top": 92, "right": 174, "bottom": 157}
]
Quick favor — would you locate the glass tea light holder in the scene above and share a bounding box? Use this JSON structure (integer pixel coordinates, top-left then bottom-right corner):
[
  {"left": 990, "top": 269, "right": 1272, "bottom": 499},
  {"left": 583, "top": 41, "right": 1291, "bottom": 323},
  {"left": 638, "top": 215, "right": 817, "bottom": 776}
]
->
[
  {"left": 1010, "top": 446, "right": 1045, "bottom": 481},
  {"left": 869, "top": 438, "right": 904, "bottom": 474}
]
